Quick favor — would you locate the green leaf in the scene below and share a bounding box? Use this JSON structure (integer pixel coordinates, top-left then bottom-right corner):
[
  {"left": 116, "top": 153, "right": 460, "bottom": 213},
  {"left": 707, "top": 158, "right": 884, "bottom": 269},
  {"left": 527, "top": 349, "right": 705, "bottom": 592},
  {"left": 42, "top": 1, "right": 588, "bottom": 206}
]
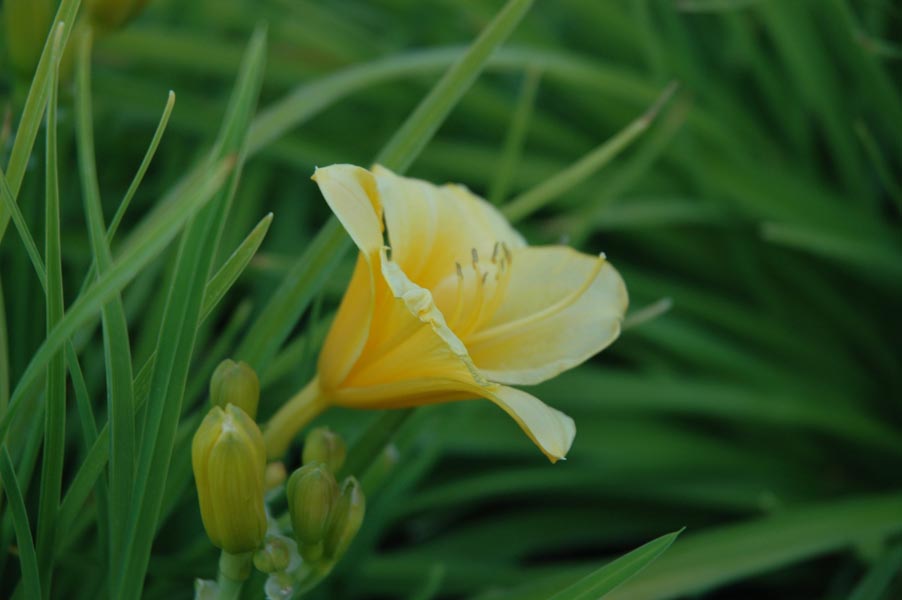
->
[
  {"left": 0, "top": 155, "right": 233, "bottom": 444},
  {"left": 502, "top": 81, "right": 678, "bottom": 222},
  {"left": 604, "top": 493, "right": 902, "bottom": 600},
  {"left": 34, "top": 24, "right": 66, "bottom": 589},
  {"left": 375, "top": 0, "right": 535, "bottom": 172},
  {"left": 115, "top": 26, "right": 268, "bottom": 597},
  {"left": 1, "top": 0, "right": 80, "bottom": 204},
  {"left": 53, "top": 212, "right": 274, "bottom": 540},
  {"left": 73, "top": 29, "right": 137, "bottom": 575},
  {"left": 848, "top": 543, "right": 902, "bottom": 600},
  {"left": 201, "top": 212, "right": 273, "bottom": 319},
  {"left": 488, "top": 67, "right": 542, "bottom": 205},
  {"left": 547, "top": 530, "right": 682, "bottom": 600},
  {"left": 0, "top": 448, "right": 41, "bottom": 600}
]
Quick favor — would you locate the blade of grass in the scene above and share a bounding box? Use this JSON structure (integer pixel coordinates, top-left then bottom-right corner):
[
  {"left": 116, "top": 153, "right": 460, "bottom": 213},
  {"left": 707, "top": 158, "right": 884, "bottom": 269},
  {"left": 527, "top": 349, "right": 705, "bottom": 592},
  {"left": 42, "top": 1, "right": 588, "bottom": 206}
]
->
[
  {"left": 547, "top": 530, "right": 682, "bottom": 600},
  {"left": 0, "top": 0, "right": 80, "bottom": 239},
  {"left": 0, "top": 277, "right": 8, "bottom": 412},
  {"left": 54, "top": 211, "right": 275, "bottom": 537},
  {"left": 761, "top": 222, "right": 902, "bottom": 283},
  {"left": 375, "top": 0, "right": 535, "bottom": 171},
  {"left": 0, "top": 155, "right": 233, "bottom": 444},
  {"left": 107, "top": 91, "right": 177, "bottom": 241},
  {"left": 604, "top": 492, "right": 902, "bottom": 600},
  {"left": 848, "top": 542, "right": 902, "bottom": 600},
  {"left": 115, "top": 27, "right": 267, "bottom": 598},
  {"left": 488, "top": 67, "right": 541, "bottom": 205},
  {"left": 0, "top": 166, "right": 47, "bottom": 287},
  {"left": 0, "top": 105, "right": 112, "bottom": 589},
  {"left": 502, "top": 81, "right": 678, "bottom": 222},
  {"left": 0, "top": 448, "right": 41, "bottom": 600},
  {"left": 201, "top": 212, "right": 273, "bottom": 318},
  {"left": 74, "top": 27, "right": 137, "bottom": 579},
  {"left": 34, "top": 25, "right": 65, "bottom": 595},
  {"left": 855, "top": 121, "right": 902, "bottom": 215}
]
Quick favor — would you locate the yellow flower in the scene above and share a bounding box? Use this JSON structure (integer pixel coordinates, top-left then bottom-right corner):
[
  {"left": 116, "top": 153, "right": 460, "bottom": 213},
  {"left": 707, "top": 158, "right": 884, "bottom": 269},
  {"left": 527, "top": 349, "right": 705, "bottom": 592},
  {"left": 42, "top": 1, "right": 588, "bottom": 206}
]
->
[{"left": 264, "top": 165, "right": 627, "bottom": 462}]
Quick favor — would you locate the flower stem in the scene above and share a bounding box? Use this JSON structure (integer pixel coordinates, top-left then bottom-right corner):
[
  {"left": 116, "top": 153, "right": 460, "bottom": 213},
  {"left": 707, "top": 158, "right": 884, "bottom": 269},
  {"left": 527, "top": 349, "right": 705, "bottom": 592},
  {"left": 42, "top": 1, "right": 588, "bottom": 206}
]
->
[
  {"left": 216, "top": 551, "right": 252, "bottom": 600},
  {"left": 263, "top": 378, "right": 328, "bottom": 459}
]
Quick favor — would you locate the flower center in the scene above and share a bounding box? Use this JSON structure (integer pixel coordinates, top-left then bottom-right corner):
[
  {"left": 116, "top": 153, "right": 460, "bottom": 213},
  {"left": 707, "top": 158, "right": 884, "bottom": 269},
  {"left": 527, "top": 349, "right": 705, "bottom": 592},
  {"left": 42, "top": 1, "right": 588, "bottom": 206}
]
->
[{"left": 445, "top": 241, "right": 513, "bottom": 339}]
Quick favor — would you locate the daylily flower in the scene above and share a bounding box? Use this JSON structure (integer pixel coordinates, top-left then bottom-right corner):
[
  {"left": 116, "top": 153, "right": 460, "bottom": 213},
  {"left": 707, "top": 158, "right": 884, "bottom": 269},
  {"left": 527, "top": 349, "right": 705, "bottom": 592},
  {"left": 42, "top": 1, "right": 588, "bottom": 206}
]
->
[{"left": 263, "top": 165, "right": 627, "bottom": 462}]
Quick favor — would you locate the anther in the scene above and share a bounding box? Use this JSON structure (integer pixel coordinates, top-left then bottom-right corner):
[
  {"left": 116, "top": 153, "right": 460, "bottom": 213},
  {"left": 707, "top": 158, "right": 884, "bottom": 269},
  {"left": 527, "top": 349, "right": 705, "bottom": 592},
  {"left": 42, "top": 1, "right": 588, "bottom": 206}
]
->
[
  {"left": 456, "top": 262, "right": 464, "bottom": 279},
  {"left": 471, "top": 248, "right": 479, "bottom": 265},
  {"left": 491, "top": 242, "right": 500, "bottom": 263}
]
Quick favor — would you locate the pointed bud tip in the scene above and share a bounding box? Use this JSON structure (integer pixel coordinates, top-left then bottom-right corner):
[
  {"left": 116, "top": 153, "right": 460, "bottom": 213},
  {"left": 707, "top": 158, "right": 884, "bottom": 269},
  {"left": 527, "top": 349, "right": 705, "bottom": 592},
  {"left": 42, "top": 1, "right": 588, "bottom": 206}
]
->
[{"left": 210, "top": 359, "right": 260, "bottom": 419}]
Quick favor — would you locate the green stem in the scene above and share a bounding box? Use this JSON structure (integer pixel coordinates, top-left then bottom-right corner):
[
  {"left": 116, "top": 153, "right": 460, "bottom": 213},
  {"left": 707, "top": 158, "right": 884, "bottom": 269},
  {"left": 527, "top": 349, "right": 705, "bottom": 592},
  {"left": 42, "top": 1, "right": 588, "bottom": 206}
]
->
[
  {"left": 263, "top": 377, "right": 329, "bottom": 459},
  {"left": 216, "top": 551, "right": 252, "bottom": 600}
]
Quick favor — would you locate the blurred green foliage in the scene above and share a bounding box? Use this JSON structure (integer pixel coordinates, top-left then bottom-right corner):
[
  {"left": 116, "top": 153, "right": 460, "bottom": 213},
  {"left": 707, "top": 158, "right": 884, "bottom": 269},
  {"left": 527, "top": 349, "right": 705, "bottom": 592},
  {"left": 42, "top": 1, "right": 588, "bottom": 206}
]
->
[{"left": 0, "top": 0, "right": 901, "bottom": 598}]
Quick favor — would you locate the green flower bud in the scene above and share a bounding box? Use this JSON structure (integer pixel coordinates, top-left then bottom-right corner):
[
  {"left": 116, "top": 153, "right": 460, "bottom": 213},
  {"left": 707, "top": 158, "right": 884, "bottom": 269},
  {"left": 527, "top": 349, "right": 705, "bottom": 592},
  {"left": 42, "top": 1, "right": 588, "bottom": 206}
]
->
[
  {"left": 323, "top": 477, "right": 366, "bottom": 561},
  {"left": 4, "top": 0, "right": 54, "bottom": 79},
  {"left": 286, "top": 463, "right": 338, "bottom": 547},
  {"left": 192, "top": 405, "right": 267, "bottom": 554},
  {"left": 302, "top": 427, "right": 346, "bottom": 474},
  {"left": 209, "top": 359, "right": 260, "bottom": 419},
  {"left": 253, "top": 535, "right": 293, "bottom": 574},
  {"left": 265, "top": 461, "right": 287, "bottom": 492}
]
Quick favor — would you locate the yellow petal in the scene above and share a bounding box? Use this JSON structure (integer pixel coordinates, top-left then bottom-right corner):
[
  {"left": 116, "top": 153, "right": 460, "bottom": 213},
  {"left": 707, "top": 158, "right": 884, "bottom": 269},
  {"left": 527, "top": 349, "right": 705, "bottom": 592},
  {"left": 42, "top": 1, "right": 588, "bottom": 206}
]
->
[
  {"left": 312, "top": 165, "right": 383, "bottom": 390},
  {"left": 339, "top": 249, "right": 487, "bottom": 402},
  {"left": 482, "top": 384, "right": 576, "bottom": 462},
  {"left": 467, "top": 246, "right": 628, "bottom": 385},
  {"left": 312, "top": 164, "right": 383, "bottom": 256},
  {"left": 372, "top": 164, "right": 525, "bottom": 291}
]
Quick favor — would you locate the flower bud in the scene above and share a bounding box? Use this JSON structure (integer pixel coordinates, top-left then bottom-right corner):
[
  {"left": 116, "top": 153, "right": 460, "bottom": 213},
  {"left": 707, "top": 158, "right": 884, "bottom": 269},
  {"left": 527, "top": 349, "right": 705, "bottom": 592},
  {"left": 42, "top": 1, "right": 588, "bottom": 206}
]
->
[
  {"left": 209, "top": 359, "right": 260, "bottom": 419},
  {"left": 323, "top": 477, "right": 366, "bottom": 561},
  {"left": 286, "top": 463, "right": 338, "bottom": 548},
  {"left": 265, "top": 461, "right": 287, "bottom": 492},
  {"left": 4, "top": 0, "right": 54, "bottom": 79},
  {"left": 253, "top": 535, "right": 293, "bottom": 574},
  {"left": 192, "top": 405, "right": 267, "bottom": 553},
  {"left": 302, "top": 427, "right": 346, "bottom": 474}
]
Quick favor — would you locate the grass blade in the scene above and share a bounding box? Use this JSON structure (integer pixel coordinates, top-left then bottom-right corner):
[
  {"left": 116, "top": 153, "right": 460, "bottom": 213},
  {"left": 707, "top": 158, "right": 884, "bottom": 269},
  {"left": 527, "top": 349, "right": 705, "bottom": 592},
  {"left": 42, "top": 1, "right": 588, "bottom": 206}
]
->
[
  {"left": 0, "top": 0, "right": 80, "bottom": 237},
  {"left": 115, "top": 27, "right": 268, "bottom": 597},
  {"left": 547, "top": 530, "right": 682, "bottom": 600},
  {"left": 107, "top": 91, "right": 177, "bottom": 243},
  {"left": 488, "top": 67, "right": 542, "bottom": 205},
  {"left": 375, "top": 0, "right": 535, "bottom": 172},
  {"left": 73, "top": 28, "right": 137, "bottom": 578},
  {"left": 54, "top": 212, "right": 275, "bottom": 537},
  {"left": 605, "top": 493, "right": 902, "bottom": 600},
  {"left": 0, "top": 448, "right": 41, "bottom": 600},
  {"left": 848, "top": 543, "right": 902, "bottom": 600},
  {"left": 502, "top": 81, "right": 678, "bottom": 222},
  {"left": 34, "top": 24, "right": 65, "bottom": 593},
  {"left": 201, "top": 212, "right": 273, "bottom": 319},
  {"left": 0, "top": 156, "right": 233, "bottom": 444}
]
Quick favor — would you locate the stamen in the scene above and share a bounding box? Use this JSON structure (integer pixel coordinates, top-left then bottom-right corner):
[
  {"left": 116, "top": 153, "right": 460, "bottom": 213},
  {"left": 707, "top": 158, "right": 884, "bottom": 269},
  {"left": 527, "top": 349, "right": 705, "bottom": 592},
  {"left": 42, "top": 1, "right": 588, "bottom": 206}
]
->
[
  {"left": 448, "top": 261, "right": 466, "bottom": 327},
  {"left": 471, "top": 247, "right": 479, "bottom": 267},
  {"left": 491, "top": 241, "right": 500, "bottom": 264},
  {"left": 501, "top": 242, "right": 512, "bottom": 264}
]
